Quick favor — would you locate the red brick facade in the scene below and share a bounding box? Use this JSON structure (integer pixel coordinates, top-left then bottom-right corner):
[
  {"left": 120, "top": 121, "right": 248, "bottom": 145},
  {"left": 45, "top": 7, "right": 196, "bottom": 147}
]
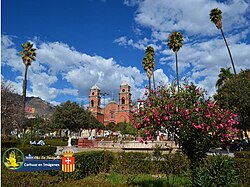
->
[{"left": 87, "top": 82, "right": 132, "bottom": 125}]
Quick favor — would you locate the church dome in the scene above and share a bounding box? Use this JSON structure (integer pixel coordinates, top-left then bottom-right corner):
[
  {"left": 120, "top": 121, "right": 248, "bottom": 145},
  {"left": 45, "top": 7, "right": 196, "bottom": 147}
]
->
[
  {"left": 91, "top": 84, "right": 100, "bottom": 90},
  {"left": 109, "top": 99, "right": 116, "bottom": 104}
]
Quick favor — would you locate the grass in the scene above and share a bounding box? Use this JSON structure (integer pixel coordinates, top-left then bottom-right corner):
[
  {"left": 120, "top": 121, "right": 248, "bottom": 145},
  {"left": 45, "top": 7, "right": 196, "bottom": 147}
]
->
[
  {"left": 1, "top": 165, "right": 191, "bottom": 187},
  {"left": 55, "top": 173, "right": 191, "bottom": 187}
]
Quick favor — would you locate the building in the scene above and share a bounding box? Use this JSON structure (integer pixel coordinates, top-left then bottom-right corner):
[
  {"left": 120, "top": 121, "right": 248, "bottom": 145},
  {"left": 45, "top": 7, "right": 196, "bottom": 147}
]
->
[{"left": 87, "top": 81, "right": 133, "bottom": 125}]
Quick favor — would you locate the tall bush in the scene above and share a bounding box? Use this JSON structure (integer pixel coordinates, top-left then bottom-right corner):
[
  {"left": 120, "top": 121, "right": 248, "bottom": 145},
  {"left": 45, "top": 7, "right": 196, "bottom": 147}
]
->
[{"left": 132, "top": 82, "right": 239, "bottom": 177}]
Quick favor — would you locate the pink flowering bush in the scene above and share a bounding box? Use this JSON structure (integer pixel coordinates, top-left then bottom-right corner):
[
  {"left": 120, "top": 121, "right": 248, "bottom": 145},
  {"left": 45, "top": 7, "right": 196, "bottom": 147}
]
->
[{"left": 132, "top": 82, "right": 239, "bottom": 169}]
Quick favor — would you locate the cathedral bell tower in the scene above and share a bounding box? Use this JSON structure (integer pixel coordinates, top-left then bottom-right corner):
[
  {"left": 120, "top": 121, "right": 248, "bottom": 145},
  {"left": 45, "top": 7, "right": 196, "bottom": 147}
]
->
[
  {"left": 119, "top": 81, "right": 132, "bottom": 111},
  {"left": 88, "top": 84, "right": 103, "bottom": 123}
]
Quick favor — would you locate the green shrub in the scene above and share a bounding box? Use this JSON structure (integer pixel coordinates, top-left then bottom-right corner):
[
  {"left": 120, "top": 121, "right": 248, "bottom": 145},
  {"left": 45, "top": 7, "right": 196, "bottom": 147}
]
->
[
  {"left": 74, "top": 151, "right": 114, "bottom": 179},
  {"left": 44, "top": 138, "right": 67, "bottom": 146},
  {"left": 3, "top": 146, "right": 56, "bottom": 157},
  {"left": 111, "top": 152, "right": 151, "bottom": 175},
  {"left": 234, "top": 158, "right": 250, "bottom": 186},
  {"left": 161, "top": 152, "right": 190, "bottom": 175},
  {"left": 1, "top": 140, "right": 18, "bottom": 148},
  {"left": 111, "top": 152, "right": 190, "bottom": 176},
  {"left": 17, "top": 146, "right": 57, "bottom": 156},
  {"left": 42, "top": 137, "right": 78, "bottom": 146},
  {"left": 1, "top": 163, "right": 60, "bottom": 187},
  {"left": 234, "top": 151, "right": 250, "bottom": 159},
  {"left": 193, "top": 154, "right": 239, "bottom": 187}
]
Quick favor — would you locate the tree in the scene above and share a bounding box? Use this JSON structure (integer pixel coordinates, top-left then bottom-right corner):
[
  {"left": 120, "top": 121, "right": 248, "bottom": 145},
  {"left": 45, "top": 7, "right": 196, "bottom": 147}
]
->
[
  {"left": 52, "top": 101, "right": 100, "bottom": 136},
  {"left": 216, "top": 67, "right": 233, "bottom": 89},
  {"left": 142, "top": 46, "right": 156, "bottom": 91},
  {"left": 214, "top": 69, "right": 250, "bottom": 142},
  {"left": 210, "top": 8, "right": 237, "bottom": 76},
  {"left": 1, "top": 81, "right": 23, "bottom": 138},
  {"left": 114, "top": 122, "right": 137, "bottom": 137},
  {"left": 27, "top": 117, "right": 55, "bottom": 136},
  {"left": 167, "top": 31, "right": 184, "bottom": 93},
  {"left": 105, "top": 123, "right": 115, "bottom": 131},
  {"left": 132, "top": 82, "right": 238, "bottom": 182},
  {"left": 19, "top": 41, "right": 36, "bottom": 110}
]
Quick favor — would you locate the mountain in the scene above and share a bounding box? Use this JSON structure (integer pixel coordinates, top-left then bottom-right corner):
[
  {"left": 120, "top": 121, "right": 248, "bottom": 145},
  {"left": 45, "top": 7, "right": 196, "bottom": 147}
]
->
[{"left": 25, "top": 97, "right": 55, "bottom": 118}]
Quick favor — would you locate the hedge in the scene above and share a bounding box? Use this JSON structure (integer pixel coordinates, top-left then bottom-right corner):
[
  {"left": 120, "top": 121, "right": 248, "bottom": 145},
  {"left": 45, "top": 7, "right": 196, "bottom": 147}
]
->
[
  {"left": 234, "top": 158, "right": 250, "bottom": 186},
  {"left": 110, "top": 151, "right": 189, "bottom": 176},
  {"left": 2, "top": 146, "right": 57, "bottom": 157},
  {"left": 234, "top": 151, "right": 250, "bottom": 159},
  {"left": 74, "top": 151, "right": 114, "bottom": 179},
  {"left": 2, "top": 140, "right": 18, "bottom": 148},
  {"left": 2, "top": 150, "right": 250, "bottom": 186}
]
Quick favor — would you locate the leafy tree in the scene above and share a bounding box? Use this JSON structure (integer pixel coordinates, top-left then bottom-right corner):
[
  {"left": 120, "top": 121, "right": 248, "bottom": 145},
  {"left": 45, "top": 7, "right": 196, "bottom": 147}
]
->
[
  {"left": 85, "top": 110, "right": 102, "bottom": 136},
  {"left": 105, "top": 123, "right": 115, "bottom": 131},
  {"left": 19, "top": 41, "right": 36, "bottom": 110},
  {"left": 142, "top": 46, "right": 156, "bottom": 91},
  {"left": 52, "top": 101, "right": 99, "bottom": 135},
  {"left": 216, "top": 67, "right": 233, "bottom": 89},
  {"left": 210, "top": 8, "right": 236, "bottom": 76},
  {"left": 114, "top": 122, "right": 137, "bottom": 136},
  {"left": 27, "top": 117, "right": 55, "bottom": 136},
  {"left": 214, "top": 69, "right": 250, "bottom": 142},
  {"left": 167, "top": 31, "right": 184, "bottom": 93}
]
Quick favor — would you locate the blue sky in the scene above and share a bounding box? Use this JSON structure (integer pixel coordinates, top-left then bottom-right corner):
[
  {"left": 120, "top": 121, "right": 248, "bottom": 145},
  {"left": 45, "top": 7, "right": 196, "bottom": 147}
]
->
[{"left": 1, "top": 0, "right": 250, "bottom": 106}]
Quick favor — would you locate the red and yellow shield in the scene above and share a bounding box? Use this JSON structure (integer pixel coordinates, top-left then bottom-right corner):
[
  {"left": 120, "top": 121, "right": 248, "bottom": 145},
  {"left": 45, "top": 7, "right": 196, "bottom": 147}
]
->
[{"left": 62, "top": 150, "right": 75, "bottom": 172}]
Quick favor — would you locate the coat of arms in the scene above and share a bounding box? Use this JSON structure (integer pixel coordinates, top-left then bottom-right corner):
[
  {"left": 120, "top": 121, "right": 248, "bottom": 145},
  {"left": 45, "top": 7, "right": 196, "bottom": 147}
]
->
[{"left": 62, "top": 150, "right": 75, "bottom": 172}]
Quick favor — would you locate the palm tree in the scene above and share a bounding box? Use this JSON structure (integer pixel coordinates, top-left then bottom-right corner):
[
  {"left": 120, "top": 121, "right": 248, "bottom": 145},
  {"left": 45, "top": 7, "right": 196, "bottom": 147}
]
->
[
  {"left": 20, "top": 41, "right": 36, "bottom": 110},
  {"left": 216, "top": 67, "right": 233, "bottom": 89},
  {"left": 146, "top": 46, "right": 156, "bottom": 90},
  {"left": 142, "top": 46, "right": 156, "bottom": 91},
  {"left": 167, "top": 31, "right": 184, "bottom": 93},
  {"left": 142, "top": 57, "right": 152, "bottom": 91},
  {"left": 210, "top": 8, "right": 237, "bottom": 76}
]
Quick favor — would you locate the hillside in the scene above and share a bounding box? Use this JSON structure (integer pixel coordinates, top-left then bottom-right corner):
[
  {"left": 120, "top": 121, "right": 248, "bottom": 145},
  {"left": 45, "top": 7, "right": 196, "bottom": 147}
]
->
[{"left": 25, "top": 97, "right": 55, "bottom": 118}]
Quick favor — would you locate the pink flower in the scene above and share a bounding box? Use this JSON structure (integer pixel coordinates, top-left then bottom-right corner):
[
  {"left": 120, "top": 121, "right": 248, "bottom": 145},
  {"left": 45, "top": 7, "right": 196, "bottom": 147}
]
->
[
  {"left": 205, "top": 112, "right": 210, "bottom": 119},
  {"left": 195, "top": 108, "right": 199, "bottom": 112},
  {"left": 164, "top": 116, "right": 169, "bottom": 121},
  {"left": 139, "top": 138, "right": 143, "bottom": 143},
  {"left": 184, "top": 109, "right": 189, "bottom": 115}
]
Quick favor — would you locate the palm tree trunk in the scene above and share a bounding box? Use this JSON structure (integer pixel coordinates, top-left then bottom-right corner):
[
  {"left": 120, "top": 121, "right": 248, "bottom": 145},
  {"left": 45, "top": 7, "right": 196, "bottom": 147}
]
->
[
  {"left": 220, "top": 29, "right": 237, "bottom": 76},
  {"left": 175, "top": 51, "right": 179, "bottom": 93},
  {"left": 23, "top": 65, "right": 28, "bottom": 110},
  {"left": 148, "top": 77, "right": 151, "bottom": 92},
  {"left": 152, "top": 71, "right": 156, "bottom": 90}
]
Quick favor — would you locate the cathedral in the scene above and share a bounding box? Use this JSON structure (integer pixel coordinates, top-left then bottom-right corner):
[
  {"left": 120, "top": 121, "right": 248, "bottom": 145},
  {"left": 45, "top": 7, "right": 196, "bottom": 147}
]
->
[{"left": 87, "top": 81, "right": 133, "bottom": 125}]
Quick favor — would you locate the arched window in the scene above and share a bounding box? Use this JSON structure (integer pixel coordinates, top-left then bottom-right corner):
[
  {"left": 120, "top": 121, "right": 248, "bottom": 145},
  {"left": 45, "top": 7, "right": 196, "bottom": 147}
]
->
[
  {"left": 122, "top": 97, "right": 125, "bottom": 104},
  {"left": 111, "top": 112, "right": 114, "bottom": 119},
  {"left": 91, "top": 100, "right": 94, "bottom": 107}
]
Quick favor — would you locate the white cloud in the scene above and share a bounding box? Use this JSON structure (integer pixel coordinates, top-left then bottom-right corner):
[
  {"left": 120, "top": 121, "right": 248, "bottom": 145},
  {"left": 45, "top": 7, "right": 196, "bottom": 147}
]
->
[
  {"left": 123, "top": 0, "right": 141, "bottom": 7},
  {"left": 122, "top": 0, "right": 250, "bottom": 97},
  {"left": 114, "top": 36, "right": 162, "bottom": 51},
  {"left": 2, "top": 35, "right": 170, "bottom": 105},
  {"left": 134, "top": 0, "right": 249, "bottom": 36}
]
